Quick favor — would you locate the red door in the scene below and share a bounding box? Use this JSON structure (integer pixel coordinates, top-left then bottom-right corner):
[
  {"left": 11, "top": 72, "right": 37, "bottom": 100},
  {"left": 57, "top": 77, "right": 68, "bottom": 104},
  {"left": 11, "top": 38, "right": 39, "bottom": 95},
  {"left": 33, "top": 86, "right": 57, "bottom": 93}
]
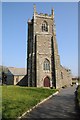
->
[{"left": 44, "top": 77, "right": 50, "bottom": 87}]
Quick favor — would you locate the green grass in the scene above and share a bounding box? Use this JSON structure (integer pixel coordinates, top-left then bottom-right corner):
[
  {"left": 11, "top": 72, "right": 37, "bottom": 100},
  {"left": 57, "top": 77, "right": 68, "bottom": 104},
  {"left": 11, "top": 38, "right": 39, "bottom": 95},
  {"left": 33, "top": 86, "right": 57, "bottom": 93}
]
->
[{"left": 2, "top": 86, "right": 57, "bottom": 119}]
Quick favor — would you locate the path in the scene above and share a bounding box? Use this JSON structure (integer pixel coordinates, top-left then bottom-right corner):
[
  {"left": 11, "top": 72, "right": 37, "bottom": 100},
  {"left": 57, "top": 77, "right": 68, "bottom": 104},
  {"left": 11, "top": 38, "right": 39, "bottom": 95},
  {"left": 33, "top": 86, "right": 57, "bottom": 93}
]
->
[{"left": 21, "top": 85, "right": 80, "bottom": 119}]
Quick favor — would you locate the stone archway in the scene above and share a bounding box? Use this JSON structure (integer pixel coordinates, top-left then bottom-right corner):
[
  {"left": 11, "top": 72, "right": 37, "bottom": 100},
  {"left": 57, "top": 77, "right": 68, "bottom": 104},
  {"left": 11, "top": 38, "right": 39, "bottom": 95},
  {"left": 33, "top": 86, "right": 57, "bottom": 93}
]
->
[{"left": 44, "top": 76, "right": 50, "bottom": 87}]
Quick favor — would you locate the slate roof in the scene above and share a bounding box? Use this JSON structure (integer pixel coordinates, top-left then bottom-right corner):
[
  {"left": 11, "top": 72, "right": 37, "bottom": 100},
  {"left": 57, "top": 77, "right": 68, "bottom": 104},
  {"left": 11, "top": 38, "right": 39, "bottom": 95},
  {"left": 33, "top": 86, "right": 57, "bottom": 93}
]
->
[
  {"left": 8, "top": 67, "right": 26, "bottom": 76},
  {"left": 60, "top": 65, "right": 71, "bottom": 71}
]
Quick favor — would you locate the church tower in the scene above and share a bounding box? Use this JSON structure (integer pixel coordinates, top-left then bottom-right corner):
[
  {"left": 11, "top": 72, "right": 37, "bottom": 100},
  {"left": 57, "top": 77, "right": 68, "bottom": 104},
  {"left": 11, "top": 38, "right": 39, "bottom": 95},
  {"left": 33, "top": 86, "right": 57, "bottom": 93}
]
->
[{"left": 27, "top": 5, "right": 62, "bottom": 88}]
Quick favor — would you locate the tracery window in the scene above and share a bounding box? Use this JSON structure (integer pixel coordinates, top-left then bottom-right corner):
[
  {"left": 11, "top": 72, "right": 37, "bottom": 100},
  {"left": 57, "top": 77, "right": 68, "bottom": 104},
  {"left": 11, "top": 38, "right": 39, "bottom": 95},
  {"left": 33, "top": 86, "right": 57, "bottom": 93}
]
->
[
  {"left": 43, "top": 59, "right": 50, "bottom": 70},
  {"left": 42, "top": 21, "right": 48, "bottom": 32}
]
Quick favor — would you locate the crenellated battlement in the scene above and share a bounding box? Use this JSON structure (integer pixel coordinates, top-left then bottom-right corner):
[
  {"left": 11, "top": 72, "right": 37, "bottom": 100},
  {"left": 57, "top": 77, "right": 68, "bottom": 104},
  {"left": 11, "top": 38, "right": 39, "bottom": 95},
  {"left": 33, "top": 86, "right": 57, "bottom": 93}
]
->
[{"left": 33, "top": 4, "right": 54, "bottom": 19}]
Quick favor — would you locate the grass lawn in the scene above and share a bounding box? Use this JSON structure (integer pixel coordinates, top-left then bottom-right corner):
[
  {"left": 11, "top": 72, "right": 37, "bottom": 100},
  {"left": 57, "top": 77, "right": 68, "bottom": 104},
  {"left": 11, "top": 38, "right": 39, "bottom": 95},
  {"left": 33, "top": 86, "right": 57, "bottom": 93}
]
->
[{"left": 2, "top": 85, "right": 57, "bottom": 119}]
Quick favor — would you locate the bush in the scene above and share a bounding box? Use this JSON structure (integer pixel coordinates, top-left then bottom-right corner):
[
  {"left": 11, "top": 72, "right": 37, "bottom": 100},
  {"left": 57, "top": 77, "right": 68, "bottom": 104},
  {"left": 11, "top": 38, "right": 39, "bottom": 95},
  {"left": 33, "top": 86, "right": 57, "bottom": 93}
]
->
[
  {"left": 75, "top": 85, "right": 80, "bottom": 110},
  {"left": 77, "top": 85, "right": 80, "bottom": 105}
]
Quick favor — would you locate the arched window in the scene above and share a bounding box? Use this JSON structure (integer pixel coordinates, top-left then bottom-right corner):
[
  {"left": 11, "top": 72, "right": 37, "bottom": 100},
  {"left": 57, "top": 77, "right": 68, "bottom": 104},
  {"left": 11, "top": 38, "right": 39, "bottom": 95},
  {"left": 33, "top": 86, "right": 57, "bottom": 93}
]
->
[
  {"left": 43, "top": 59, "right": 50, "bottom": 70},
  {"left": 42, "top": 21, "right": 48, "bottom": 32}
]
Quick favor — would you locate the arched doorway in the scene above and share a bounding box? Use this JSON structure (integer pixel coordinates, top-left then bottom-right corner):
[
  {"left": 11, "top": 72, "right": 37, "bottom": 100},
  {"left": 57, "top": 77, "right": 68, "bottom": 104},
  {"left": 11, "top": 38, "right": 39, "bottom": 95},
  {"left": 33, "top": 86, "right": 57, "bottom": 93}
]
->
[{"left": 44, "top": 76, "right": 50, "bottom": 87}]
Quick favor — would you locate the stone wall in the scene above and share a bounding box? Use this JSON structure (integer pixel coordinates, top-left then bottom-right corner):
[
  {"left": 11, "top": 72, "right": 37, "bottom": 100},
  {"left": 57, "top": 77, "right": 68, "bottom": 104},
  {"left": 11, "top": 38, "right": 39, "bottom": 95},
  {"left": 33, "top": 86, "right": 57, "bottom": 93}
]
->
[
  {"left": 14, "top": 75, "right": 25, "bottom": 85},
  {"left": 60, "top": 65, "right": 72, "bottom": 87},
  {"left": 7, "top": 75, "right": 25, "bottom": 85},
  {"left": 7, "top": 75, "right": 14, "bottom": 85},
  {"left": 36, "top": 34, "right": 52, "bottom": 87}
]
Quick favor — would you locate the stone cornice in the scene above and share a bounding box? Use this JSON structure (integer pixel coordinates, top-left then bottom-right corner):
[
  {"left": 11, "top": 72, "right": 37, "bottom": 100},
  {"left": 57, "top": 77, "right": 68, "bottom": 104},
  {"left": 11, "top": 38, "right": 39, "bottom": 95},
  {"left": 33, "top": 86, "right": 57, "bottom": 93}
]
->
[
  {"left": 36, "top": 32, "right": 52, "bottom": 36},
  {"left": 35, "top": 14, "right": 53, "bottom": 19}
]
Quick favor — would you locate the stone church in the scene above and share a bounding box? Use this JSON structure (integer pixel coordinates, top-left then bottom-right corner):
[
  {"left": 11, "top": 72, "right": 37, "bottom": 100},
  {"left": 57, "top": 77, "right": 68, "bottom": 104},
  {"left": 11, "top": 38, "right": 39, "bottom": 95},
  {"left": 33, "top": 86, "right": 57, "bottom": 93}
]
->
[{"left": 27, "top": 5, "right": 72, "bottom": 89}]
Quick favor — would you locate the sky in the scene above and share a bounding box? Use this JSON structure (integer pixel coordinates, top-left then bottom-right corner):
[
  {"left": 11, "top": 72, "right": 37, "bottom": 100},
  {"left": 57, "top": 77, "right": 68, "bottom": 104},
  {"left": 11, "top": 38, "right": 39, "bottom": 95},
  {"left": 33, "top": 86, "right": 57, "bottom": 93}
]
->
[{"left": 2, "top": 2, "right": 78, "bottom": 76}]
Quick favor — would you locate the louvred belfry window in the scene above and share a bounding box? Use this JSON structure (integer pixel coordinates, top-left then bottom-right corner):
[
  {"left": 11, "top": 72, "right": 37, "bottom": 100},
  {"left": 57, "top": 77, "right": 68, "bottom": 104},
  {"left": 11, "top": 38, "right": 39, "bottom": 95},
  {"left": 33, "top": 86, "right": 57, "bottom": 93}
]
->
[{"left": 42, "top": 21, "right": 48, "bottom": 32}]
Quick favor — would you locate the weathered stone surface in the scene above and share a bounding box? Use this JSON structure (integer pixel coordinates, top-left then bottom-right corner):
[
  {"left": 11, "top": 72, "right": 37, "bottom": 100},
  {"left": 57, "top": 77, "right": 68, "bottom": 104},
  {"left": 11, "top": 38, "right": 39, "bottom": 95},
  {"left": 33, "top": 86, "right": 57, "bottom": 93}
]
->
[{"left": 27, "top": 5, "right": 72, "bottom": 88}]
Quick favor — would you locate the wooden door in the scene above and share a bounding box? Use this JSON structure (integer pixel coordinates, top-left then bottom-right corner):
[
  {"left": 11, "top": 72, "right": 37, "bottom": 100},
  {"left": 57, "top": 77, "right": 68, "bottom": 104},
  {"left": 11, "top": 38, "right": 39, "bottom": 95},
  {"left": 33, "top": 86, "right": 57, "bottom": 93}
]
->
[{"left": 44, "top": 77, "right": 50, "bottom": 87}]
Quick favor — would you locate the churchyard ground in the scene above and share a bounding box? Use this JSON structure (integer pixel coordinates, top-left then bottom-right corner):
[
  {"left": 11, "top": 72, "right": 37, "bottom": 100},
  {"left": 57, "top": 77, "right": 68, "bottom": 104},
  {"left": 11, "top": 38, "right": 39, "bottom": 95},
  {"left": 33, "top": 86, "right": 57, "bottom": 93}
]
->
[{"left": 2, "top": 85, "right": 57, "bottom": 119}]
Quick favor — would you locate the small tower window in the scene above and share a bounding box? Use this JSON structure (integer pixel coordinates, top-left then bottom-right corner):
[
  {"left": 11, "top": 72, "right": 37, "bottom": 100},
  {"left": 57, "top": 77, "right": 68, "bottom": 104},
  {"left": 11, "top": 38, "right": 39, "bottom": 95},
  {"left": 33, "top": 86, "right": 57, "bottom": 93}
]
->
[
  {"left": 42, "top": 21, "right": 48, "bottom": 32},
  {"left": 61, "top": 72, "right": 63, "bottom": 79},
  {"left": 43, "top": 59, "right": 50, "bottom": 70}
]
